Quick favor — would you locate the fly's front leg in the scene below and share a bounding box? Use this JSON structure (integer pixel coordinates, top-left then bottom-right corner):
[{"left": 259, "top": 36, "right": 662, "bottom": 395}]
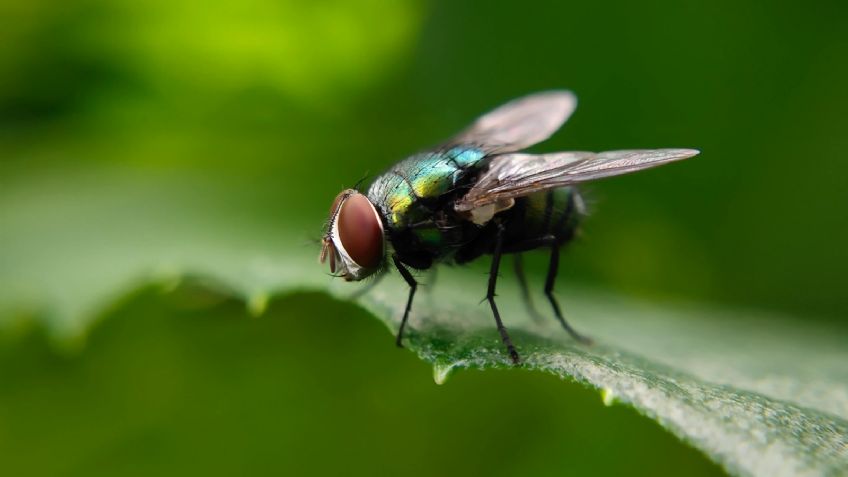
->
[
  {"left": 392, "top": 255, "right": 418, "bottom": 348},
  {"left": 487, "top": 221, "right": 521, "bottom": 364}
]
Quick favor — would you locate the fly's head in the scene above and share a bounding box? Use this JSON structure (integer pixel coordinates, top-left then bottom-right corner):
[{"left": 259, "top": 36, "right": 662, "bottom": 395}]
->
[{"left": 319, "top": 189, "right": 385, "bottom": 281}]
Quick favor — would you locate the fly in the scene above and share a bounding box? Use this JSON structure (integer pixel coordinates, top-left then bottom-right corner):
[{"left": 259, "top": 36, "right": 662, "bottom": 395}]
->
[{"left": 320, "top": 91, "right": 698, "bottom": 364}]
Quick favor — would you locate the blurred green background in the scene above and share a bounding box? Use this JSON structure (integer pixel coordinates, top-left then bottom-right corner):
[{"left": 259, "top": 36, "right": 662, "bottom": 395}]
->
[{"left": 1, "top": 0, "right": 845, "bottom": 475}]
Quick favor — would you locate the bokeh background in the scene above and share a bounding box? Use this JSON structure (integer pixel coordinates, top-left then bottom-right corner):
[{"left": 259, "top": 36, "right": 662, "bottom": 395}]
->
[{"left": 1, "top": 0, "right": 846, "bottom": 475}]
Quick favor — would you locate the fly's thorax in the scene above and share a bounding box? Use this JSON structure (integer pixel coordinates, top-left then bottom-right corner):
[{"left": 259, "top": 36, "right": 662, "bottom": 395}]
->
[
  {"left": 367, "top": 147, "right": 485, "bottom": 228},
  {"left": 319, "top": 189, "right": 386, "bottom": 281},
  {"left": 363, "top": 147, "right": 489, "bottom": 269}
]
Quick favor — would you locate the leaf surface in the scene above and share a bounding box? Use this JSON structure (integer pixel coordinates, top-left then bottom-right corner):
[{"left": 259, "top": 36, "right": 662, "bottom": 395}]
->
[{"left": 1, "top": 162, "right": 846, "bottom": 477}]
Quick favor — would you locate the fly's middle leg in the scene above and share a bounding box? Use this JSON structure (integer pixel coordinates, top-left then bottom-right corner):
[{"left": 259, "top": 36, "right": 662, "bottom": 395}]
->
[{"left": 487, "top": 221, "right": 521, "bottom": 364}]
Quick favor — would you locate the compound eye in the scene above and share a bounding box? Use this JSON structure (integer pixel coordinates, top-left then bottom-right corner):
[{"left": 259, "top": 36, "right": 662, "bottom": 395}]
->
[{"left": 337, "top": 193, "right": 383, "bottom": 269}]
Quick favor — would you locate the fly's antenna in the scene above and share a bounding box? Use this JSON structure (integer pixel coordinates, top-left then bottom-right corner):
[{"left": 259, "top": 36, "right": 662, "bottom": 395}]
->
[{"left": 305, "top": 233, "right": 325, "bottom": 258}]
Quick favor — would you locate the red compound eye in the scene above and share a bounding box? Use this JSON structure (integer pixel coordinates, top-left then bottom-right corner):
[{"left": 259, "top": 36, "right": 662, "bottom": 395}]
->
[{"left": 337, "top": 192, "right": 383, "bottom": 269}]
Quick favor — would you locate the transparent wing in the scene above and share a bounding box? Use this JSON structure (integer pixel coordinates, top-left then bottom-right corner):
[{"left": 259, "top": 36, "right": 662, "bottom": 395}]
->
[
  {"left": 455, "top": 148, "right": 699, "bottom": 211},
  {"left": 445, "top": 90, "right": 577, "bottom": 154}
]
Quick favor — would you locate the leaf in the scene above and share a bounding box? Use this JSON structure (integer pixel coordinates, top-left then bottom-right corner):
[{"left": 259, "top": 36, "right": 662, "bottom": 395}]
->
[
  {"left": 356, "top": 275, "right": 848, "bottom": 477},
  {"left": 2, "top": 162, "right": 847, "bottom": 477},
  {"left": 0, "top": 289, "right": 725, "bottom": 476}
]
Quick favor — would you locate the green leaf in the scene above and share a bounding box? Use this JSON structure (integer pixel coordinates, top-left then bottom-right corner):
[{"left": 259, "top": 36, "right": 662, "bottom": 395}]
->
[
  {"left": 357, "top": 275, "right": 848, "bottom": 477},
  {"left": 0, "top": 289, "right": 725, "bottom": 476},
  {"left": 2, "top": 161, "right": 847, "bottom": 477}
]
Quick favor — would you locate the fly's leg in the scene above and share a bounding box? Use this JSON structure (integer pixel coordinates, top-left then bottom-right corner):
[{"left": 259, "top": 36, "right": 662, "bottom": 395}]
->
[
  {"left": 544, "top": 246, "right": 592, "bottom": 345},
  {"left": 487, "top": 221, "right": 521, "bottom": 364},
  {"left": 502, "top": 235, "right": 591, "bottom": 344},
  {"left": 513, "top": 254, "right": 544, "bottom": 324},
  {"left": 392, "top": 255, "right": 418, "bottom": 348}
]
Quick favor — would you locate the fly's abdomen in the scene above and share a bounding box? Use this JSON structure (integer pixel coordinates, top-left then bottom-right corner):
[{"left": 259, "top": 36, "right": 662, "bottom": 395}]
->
[{"left": 503, "top": 186, "right": 583, "bottom": 248}]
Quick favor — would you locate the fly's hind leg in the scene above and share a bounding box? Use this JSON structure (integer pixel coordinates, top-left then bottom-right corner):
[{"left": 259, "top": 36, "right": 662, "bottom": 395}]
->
[
  {"left": 544, "top": 245, "right": 592, "bottom": 345},
  {"left": 513, "top": 254, "right": 544, "bottom": 324}
]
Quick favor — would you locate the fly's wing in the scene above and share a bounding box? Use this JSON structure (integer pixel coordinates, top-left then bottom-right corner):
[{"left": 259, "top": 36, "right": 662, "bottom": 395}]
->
[
  {"left": 455, "top": 149, "right": 699, "bottom": 212},
  {"left": 445, "top": 90, "right": 577, "bottom": 154}
]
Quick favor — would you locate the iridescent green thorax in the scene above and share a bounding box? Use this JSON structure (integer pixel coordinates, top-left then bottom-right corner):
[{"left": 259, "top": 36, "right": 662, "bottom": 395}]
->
[{"left": 367, "top": 147, "right": 485, "bottom": 228}]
